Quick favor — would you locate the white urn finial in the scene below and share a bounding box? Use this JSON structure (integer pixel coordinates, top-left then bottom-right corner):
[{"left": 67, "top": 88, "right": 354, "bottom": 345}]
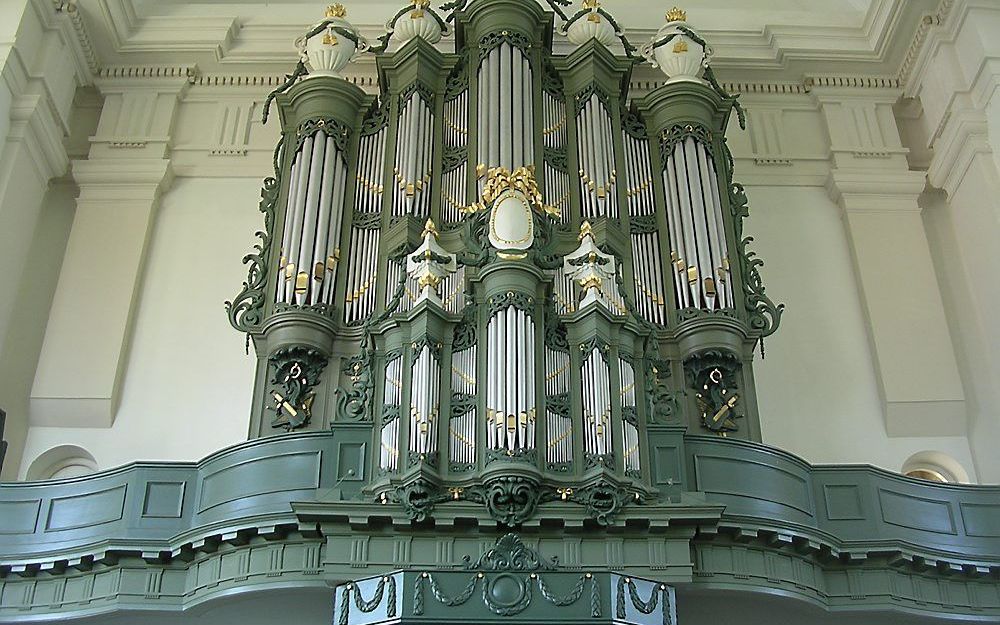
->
[
  {"left": 387, "top": 0, "right": 450, "bottom": 47},
  {"left": 639, "top": 6, "right": 713, "bottom": 83},
  {"left": 563, "top": 0, "right": 619, "bottom": 49},
  {"left": 295, "top": 4, "right": 370, "bottom": 79}
]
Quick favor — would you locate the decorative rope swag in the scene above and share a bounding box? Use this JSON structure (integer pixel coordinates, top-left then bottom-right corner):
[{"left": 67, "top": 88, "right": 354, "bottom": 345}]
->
[
  {"left": 412, "top": 570, "right": 603, "bottom": 617},
  {"left": 615, "top": 576, "right": 673, "bottom": 625},
  {"left": 337, "top": 575, "right": 397, "bottom": 625}
]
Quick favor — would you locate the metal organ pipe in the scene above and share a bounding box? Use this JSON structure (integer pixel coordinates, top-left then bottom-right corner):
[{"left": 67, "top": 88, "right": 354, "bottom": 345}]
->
[
  {"left": 662, "top": 137, "right": 733, "bottom": 311},
  {"left": 277, "top": 130, "right": 352, "bottom": 308},
  {"left": 575, "top": 94, "right": 617, "bottom": 220},
  {"left": 296, "top": 136, "right": 326, "bottom": 304},
  {"left": 441, "top": 77, "right": 468, "bottom": 224},
  {"left": 544, "top": 345, "right": 571, "bottom": 466},
  {"left": 380, "top": 355, "right": 402, "bottom": 472},
  {"left": 485, "top": 304, "right": 536, "bottom": 454},
  {"left": 478, "top": 43, "right": 534, "bottom": 189},
  {"left": 582, "top": 348, "right": 611, "bottom": 458},
  {"left": 619, "top": 357, "right": 640, "bottom": 475},
  {"left": 409, "top": 344, "right": 440, "bottom": 458},
  {"left": 449, "top": 341, "right": 476, "bottom": 468}
]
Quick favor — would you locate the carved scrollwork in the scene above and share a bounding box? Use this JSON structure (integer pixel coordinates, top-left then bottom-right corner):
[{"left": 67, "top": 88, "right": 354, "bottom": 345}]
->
[
  {"left": 296, "top": 116, "right": 351, "bottom": 152},
  {"left": 574, "top": 84, "right": 612, "bottom": 114},
  {"left": 644, "top": 357, "right": 678, "bottom": 423},
  {"left": 464, "top": 533, "right": 558, "bottom": 571},
  {"left": 225, "top": 176, "right": 278, "bottom": 335},
  {"left": 400, "top": 80, "right": 436, "bottom": 108},
  {"left": 336, "top": 346, "right": 375, "bottom": 422},
  {"left": 487, "top": 290, "right": 535, "bottom": 316},
  {"left": 570, "top": 481, "right": 630, "bottom": 526},
  {"left": 468, "top": 477, "right": 548, "bottom": 526},
  {"left": 359, "top": 98, "right": 389, "bottom": 136},
  {"left": 658, "top": 123, "right": 713, "bottom": 163},
  {"left": 729, "top": 183, "right": 784, "bottom": 338},
  {"left": 478, "top": 30, "right": 533, "bottom": 60}
]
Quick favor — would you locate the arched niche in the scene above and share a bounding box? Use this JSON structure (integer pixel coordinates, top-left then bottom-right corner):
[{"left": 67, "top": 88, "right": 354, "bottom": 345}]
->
[
  {"left": 901, "top": 450, "right": 971, "bottom": 484},
  {"left": 25, "top": 445, "right": 98, "bottom": 481}
]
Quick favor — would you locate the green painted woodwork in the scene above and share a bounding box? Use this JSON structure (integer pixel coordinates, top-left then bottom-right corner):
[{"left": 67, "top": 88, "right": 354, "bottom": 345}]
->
[
  {"left": 3, "top": 431, "right": 1000, "bottom": 621},
  {"left": 0, "top": 409, "right": 7, "bottom": 472},
  {"left": 92, "top": 2, "right": 993, "bottom": 622}
]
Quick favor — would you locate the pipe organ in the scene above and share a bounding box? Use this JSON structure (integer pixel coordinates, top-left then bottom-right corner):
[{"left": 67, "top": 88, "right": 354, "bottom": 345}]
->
[{"left": 227, "top": 0, "right": 782, "bottom": 524}]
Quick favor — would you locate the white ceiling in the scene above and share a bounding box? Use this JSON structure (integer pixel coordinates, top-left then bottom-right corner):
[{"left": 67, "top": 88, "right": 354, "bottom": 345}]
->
[{"left": 74, "top": 0, "right": 942, "bottom": 83}]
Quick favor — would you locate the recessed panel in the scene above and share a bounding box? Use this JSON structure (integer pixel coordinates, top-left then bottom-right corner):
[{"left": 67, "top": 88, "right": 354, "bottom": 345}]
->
[{"left": 46, "top": 485, "right": 126, "bottom": 531}]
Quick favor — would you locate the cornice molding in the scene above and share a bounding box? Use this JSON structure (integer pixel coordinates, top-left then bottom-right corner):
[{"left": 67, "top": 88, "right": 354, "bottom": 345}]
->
[
  {"left": 67, "top": 0, "right": 944, "bottom": 88},
  {"left": 72, "top": 157, "right": 173, "bottom": 201},
  {"left": 926, "top": 109, "right": 991, "bottom": 195},
  {"left": 50, "top": 0, "right": 100, "bottom": 75},
  {"left": 826, "top": 168, "right": 928, "bottom": 212}
]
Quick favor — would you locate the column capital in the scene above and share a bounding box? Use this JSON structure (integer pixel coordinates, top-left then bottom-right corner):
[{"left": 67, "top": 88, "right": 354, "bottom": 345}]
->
[
  {"left": 825, "top": 168, "right": 927, "bottom": 213},
  {"left": 71, "top": 158, "right": 173, "bottom": 202}
]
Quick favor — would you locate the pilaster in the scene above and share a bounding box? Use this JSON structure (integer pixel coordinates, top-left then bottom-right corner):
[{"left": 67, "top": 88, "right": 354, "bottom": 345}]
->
[
  {"left": 0, "top": 0, "right": 92, "bottom": 479},
  {"left": 905, "top": 0, "right": 1000, "bottom": 480},
  {"left": 817, "top": 87, "right": 965, "bottom": 438},
  {"left": 29, "top": 69, "right": 189, "bottom": 428}
]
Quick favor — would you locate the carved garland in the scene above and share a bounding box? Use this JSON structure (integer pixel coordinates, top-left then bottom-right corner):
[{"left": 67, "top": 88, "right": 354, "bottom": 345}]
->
[{"left": 337, "top": 575, "right": 397, "bottom": 625}]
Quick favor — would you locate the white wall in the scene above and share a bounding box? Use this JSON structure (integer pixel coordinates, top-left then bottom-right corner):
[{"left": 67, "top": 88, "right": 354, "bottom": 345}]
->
[
  {"left": 744, "top": 184, "right": 977, "bottom": 477},
  {"left": 17, "top": 177, "right": 259, "bottom": 477}
]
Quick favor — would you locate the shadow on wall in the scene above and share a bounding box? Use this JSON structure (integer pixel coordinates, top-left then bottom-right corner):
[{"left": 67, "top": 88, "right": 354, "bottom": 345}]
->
[{"left": 25, "top": 444, "right": 97, "bottom": 481}]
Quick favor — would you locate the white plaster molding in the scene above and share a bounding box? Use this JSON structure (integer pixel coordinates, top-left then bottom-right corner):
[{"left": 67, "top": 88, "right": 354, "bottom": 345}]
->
[
  {"left": 46, "top": 0, "right": 99, "bottom": 77},
  {"left": 67, "top": 0, "right": 939, "bottom": 84},
  {"left": 72, "top": 157, "right": 173, "bottom": 200},
  {"left": 926, "top": 109, "right": 991, "bottom": 195},
  {"left": 7, "top": 93, "right": 69, "bottom": 183},
  {"left": 899, "top": 0, "right": 955, "bottom": 91},
  {"left": 825, "top": 169, "right": 928, "bottom": 212}
]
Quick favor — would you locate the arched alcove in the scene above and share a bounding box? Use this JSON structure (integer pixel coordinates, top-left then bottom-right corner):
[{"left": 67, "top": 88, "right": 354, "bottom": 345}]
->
[
  {"left": 25, "top": 445, "right": 98, "bottom": 481},
  {"left": 901, "top": 450, "right": 971, "bottom": 484}
]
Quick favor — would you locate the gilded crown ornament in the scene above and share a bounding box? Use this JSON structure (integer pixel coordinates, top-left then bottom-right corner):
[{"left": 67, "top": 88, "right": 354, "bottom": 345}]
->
[
  {"left": 326, "top": 4, "right": 347, "bottom": 18},
  {"left": 665, "top": 6, "right": 687, "bottom": 22}
]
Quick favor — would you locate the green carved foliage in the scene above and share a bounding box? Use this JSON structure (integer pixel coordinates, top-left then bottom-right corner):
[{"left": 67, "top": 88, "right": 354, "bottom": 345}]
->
[{"left": 225, "top": 176, "right": 278, "bottom": 336}]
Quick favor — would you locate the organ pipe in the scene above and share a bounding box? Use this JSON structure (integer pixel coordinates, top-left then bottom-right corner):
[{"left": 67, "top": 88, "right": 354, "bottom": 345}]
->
[
  {"left": 380, "top": 354, "right": 403, "bottom": 471},
  {"left": 619, "top": 357, "right": 640, "bottom": 476},
  {"left": 581, "top": 347, "right": 612, "bottom": 459},
  {"left": 276, "top": 130, "right": 350, "bottom": 308},
  {"left": 477, "top": 42, "right": 534, "bottom": 194},
  {"left": 662, "top": 137, "right": 732, "bottom": 311},
  {"left": 485, "top": 304, "right": 536, "bottom": 454},
  {"left": 409, "top": 343, "right": 440, "bottom": 458},
  {"left": 231, "top": 0, "right": 783, "bottom": 483},
  {"left": 575, "top": 92, "right": 617, "bottom": 220}
]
